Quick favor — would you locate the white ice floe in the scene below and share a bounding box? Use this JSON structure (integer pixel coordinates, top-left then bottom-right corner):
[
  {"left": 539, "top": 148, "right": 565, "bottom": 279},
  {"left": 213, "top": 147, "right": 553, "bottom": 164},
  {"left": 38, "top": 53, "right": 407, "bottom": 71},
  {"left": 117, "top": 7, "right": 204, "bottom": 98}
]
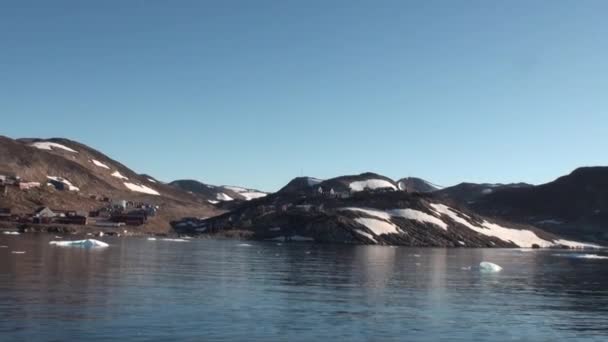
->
[
  {"left": 11, "top": 251, "right": 26, "bottom": 254},
  {"left": 91, "top": 159, "right": 110, "bottom": 169},
  {"left": 161, "top": 238, "right": 189, "bottom": 242},
  {"left": 49, "top": 239, "right": 109, "bottom": 248},
  {"left": 3, "top": 231, "right": 20, "bottom": 235},
  {"left": 271, "top": 235, "right": 314, "bottom": 242},
  {"left": 31, "top": 142, "right": 77, "bottom": 153},
  {"left": 553, "top": 253, "right": 608, "bottom": 260},
  {"left": 216, "top": 193, "right": 234, "bottom": 201},
  {"left": 147, "top": 237, "right": 157, "bottom": 241},
  {"left": 479, "top": 261, "right": 502, "bottom": 272},
  {"left": 237, "top": 243, "right": 253, "bottom": 247},
  {"left": 355, "top": 218, "right": 401, "bottom": 236},
  {"left": 111, "top": 171, "right": 129, "bottom": 180},
  {"left": 47, "top": 176, "right": 80, "bottom": 191},
  {"left": 349, "top": 179, "right": 397, "bottom": 192},
  {"left": 123, "top": 182, "right": 160, "bottom": 195}
]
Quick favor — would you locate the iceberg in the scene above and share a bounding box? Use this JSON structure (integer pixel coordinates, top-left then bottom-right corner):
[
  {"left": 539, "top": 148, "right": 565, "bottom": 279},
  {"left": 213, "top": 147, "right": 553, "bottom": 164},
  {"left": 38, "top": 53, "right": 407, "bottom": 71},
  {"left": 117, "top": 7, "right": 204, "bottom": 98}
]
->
[
  {"left": 49, "top": 239, "right": 109, "bottom": 248},
  {"left": 479, "top": 261, "right": 502, "bottom": 273}
]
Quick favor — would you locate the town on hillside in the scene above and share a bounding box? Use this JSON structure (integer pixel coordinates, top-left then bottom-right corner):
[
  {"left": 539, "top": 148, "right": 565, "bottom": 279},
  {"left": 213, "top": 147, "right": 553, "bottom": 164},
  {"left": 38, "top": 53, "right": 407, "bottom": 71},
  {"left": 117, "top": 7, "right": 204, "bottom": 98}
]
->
[{"left": 0, "top": 171, "right": 159, "bottom": 230}]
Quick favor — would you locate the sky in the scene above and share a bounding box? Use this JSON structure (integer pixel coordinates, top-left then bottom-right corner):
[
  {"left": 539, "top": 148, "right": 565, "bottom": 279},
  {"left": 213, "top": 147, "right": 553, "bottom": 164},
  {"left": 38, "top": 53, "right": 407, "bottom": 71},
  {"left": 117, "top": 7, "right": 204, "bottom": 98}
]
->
[{"left": 1, "top": 1, "right": 607, "bottom": 191}]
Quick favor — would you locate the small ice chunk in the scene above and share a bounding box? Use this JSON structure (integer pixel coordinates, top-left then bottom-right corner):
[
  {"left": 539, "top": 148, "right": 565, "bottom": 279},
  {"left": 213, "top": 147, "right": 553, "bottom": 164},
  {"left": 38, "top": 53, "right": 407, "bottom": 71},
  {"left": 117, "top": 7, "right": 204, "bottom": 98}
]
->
[
  {"left": 3, "top": 231, "right": 20, "bottom": 235},
  {"left": 147, "top": 237, "right": 157, "bottom": 241},
  {"left": 160, "top": 238, "right": 188, "bottom": 242},
  {"left": 49, "top": 239, "right": 109, "bottom": 248},
  {"left": 480, "top": 261, "right": 502, "bottom": 273},
  {"left": 237, "top": 243, "right": 252, "bottom": 247},
  {"left": 11, "top": 251, "right": 26, "bottom": 254}
]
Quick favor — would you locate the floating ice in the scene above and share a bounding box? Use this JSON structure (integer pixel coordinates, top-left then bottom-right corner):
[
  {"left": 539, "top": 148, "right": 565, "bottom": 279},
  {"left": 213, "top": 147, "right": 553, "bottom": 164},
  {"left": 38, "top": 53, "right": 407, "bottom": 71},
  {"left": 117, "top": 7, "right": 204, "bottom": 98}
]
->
[
  {"left": 553, "top": 253, "right": 608, "bottom": 260},
  {"left": 479, "top": 261, "right": 502, "bottom": 273},
  {"left": 160, "top": 238, "right": 188, "bottom": 242},
  {"left": 147, "top": 237, "right": 157, "bottom": 241},
  {"left": 237, "top": 243, "right": 252, "bottom": 247},
  {"left": 2, "top": 231, "right": 20, "bottom": 235},
  {"left": 11, "top": 251, "right": 26, "bottom": 254},
  {"left": 49, "top": 239, "right": 109, "bottom": 248}
]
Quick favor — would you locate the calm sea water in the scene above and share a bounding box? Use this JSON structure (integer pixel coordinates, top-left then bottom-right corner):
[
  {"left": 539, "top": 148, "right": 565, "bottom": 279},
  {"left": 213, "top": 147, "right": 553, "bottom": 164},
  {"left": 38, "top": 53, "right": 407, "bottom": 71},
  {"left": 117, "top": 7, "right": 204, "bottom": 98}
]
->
[{"left": 1, "top": 234, "right": 607, "bottom": 342}]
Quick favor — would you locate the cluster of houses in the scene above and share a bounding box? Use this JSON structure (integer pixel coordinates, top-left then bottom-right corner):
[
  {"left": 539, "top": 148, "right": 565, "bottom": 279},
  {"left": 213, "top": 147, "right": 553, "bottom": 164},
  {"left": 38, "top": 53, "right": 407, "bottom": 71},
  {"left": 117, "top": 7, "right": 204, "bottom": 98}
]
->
[
  {"left": 0, "top": 199, "right": 159, "bottom": 228},
  {"left": 0, "top": 172, "right": 41, "bottom": 195}
]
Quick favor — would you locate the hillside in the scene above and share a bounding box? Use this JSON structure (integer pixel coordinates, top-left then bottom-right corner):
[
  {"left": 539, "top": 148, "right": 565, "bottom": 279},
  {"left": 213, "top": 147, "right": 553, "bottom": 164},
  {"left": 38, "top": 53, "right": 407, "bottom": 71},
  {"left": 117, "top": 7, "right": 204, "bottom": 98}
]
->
[
  {"left": 470, "top": 167, "right": 608, "bottom": 242},
  {"left": 396, "top": 177, "right": 440, "bottom": 193},
  {"left": 173, "top": 173, "right": 595, "bottom": 248},
  {"left": 0, "top": 136, "right": 220, "bottom": 232},
  {"left": 436, "top": 182, "right": 533, "bottom": 205},
  {"left": 169, "top": 179, "right": 267, "bottom": 204}
]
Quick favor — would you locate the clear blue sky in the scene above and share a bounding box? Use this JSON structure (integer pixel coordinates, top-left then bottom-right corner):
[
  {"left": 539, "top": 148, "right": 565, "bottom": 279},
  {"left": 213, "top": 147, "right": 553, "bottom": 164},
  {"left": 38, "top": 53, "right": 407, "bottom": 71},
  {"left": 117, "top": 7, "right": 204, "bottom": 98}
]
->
[{"left": 1, "top": 1, "right": 607, "bottom": 191}]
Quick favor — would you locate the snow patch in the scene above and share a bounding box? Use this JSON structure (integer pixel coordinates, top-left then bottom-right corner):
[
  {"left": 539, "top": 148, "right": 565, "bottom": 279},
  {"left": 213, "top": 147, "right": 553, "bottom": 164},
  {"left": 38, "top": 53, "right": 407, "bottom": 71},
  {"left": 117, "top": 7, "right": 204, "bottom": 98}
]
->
[
  {"left": 123, "top": 182, "right": 160, "bottom": 195},
  {"left": 349, "top": 179, "right": 397, "bottom": 192},
  {"left": 31, "top": 142, "right": 77, "bottom": 153},
  {"left": 111, "top": 171, "right": 129, "bottom": 180},
  {"left": 147, "top": 178, "right": 157, "bottom": 183},
  {"left": 354, "top": 229, "right": 377, "bottom": 243},
  {"left": 47, "top": 176, "right": 80, "bottom": 191},
  {"left": 355, "top": 218, "right": 401, "bottom": 236},
  {"left": 307, "top": 177, "right": 323, "bottom": 186},
  {"left": 91, "top": 159, "right": 110, "bottom": 169},
  {"left": 216, "top": 193, "right": 234, "bottom": 201},
  {"left": 388, "top": 209, "right": 448, "bottom": 230}
]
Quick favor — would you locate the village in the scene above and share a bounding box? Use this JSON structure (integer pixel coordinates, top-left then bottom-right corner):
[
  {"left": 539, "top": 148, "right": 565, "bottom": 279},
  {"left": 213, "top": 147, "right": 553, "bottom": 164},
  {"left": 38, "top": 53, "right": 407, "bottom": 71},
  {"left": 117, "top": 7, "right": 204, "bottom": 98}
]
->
[{"left": 0, "top": 171, "right": 159, "bottom": 230}]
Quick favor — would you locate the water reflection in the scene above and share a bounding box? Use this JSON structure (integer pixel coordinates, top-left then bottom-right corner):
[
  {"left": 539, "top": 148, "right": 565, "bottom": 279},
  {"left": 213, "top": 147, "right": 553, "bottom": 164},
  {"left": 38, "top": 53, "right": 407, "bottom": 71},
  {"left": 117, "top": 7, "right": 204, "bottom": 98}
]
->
[{"left": 0, "top": 235, "right": 607, "bottom": 341}]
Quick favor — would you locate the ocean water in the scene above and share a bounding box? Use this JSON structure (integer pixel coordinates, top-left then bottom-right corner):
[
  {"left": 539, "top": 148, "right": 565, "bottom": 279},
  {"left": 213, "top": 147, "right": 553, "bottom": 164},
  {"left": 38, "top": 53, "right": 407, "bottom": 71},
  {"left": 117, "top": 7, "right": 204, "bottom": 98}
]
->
[{"left": 1, "top": 234, "right": 607, "bottom": 341}]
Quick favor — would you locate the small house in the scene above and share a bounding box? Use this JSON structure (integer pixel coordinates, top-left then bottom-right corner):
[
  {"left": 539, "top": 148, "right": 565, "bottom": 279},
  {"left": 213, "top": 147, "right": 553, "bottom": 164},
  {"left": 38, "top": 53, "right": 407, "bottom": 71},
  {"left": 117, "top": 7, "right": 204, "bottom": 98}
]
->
[
  {"left": 35, "top": 207, "right": 56, "bottom": 218},
  {"left": 19, "top": 182, "right": 41, "bottom": 190}
]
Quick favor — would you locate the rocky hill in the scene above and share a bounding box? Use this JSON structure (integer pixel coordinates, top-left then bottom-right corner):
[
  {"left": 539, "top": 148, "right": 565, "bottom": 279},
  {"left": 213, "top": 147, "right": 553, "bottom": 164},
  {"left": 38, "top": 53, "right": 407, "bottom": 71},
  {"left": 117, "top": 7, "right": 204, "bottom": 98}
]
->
[
  {"left": 396, "top": 177, "right": 440, "bottom": 193},
  {"left": 436, "top": 182, "right": 533, "bottom": 205},
  {"left": 173, "top": 174, "right": 595, "bottom": 248},
  {"left": 169, "top": 179, "right": 267, "bottom": 204},
  {"left": 0, "top": 136, "right": 220, "bottom": 232},
  {"left": 470, "top": 167, "right": 608, "bottom": 242}
]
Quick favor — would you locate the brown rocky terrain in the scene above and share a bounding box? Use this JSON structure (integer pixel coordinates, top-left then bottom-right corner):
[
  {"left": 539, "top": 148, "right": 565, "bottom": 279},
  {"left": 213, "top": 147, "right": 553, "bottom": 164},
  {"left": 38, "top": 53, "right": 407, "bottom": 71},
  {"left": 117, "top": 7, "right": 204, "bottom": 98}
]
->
[{"left": 0, "top": 136, "right": 221, "bottom": 232}]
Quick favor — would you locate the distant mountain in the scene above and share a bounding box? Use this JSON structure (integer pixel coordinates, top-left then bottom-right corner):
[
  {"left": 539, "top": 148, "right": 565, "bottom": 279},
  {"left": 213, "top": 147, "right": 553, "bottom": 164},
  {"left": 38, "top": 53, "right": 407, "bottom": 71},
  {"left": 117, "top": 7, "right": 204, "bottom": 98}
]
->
[
  {"left": 0, "top": 136, "right": 219, "bottom": 231},
  {"left": 436, "top": 182, "right": 533, "bottom": 205},
  {"left": 172, "top": 173, "right": 593, "bottom": 248},
  {"left": 396, "top": 177, "right": 440, "bottom": 193},
  {"left": 470, "top": 167, "right": 608, "bottom": 242},
  {"left": 169, "top": 179, "right": 267, "bottom": 203},
  {"left": 279, "top": 172, "right": 397, "bottom": 196}
]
